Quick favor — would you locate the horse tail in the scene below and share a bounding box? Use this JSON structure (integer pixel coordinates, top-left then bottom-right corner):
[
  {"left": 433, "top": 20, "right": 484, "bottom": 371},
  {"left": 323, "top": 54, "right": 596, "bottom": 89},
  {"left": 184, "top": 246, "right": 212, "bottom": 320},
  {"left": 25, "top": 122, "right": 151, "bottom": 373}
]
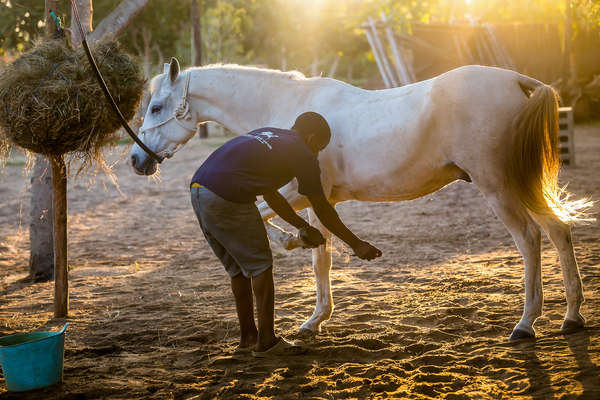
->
[{"left": 507, "top": 78, "right": 593, "bottom": 223}]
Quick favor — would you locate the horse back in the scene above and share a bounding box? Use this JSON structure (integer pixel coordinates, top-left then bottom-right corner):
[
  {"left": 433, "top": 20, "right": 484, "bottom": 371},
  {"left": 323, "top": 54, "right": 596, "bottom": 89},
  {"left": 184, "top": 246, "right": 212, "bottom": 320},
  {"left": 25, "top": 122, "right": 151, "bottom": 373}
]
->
[{"left": 317, "top": 66, "right": 530, "bottom": 202}]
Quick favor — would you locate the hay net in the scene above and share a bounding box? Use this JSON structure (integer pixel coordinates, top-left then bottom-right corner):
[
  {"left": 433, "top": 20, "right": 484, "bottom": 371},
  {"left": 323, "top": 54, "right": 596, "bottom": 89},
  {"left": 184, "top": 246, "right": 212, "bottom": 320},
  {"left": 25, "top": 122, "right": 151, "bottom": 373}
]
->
[{"left": 0, "top": 38, "right": 144, "bottom": 163}]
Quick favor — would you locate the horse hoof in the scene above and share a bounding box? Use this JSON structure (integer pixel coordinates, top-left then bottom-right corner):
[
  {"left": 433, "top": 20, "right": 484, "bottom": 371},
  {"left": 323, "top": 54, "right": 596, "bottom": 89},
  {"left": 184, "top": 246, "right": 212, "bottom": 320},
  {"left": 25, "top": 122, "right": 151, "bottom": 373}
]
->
[
  {"left": 510, "top": 328, "right": 535, "bottom": 341},
  {"left": 561, "top": 318, "right": 585, "bottom": 332}
]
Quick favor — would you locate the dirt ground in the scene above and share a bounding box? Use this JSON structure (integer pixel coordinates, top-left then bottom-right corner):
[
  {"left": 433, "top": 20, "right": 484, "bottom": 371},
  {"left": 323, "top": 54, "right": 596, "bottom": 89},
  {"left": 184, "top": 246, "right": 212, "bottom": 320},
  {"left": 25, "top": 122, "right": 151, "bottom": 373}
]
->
[{"left": 0, "top": 124, "right": 599, "bottom": 400}]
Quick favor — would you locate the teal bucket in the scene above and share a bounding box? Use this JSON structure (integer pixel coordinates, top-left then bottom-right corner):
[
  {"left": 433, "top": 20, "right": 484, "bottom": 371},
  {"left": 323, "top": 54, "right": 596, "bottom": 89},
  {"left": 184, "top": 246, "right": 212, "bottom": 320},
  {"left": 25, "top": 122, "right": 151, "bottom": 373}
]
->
[{"left": 0, "top": 323, "right": 68, "bottom": 392}]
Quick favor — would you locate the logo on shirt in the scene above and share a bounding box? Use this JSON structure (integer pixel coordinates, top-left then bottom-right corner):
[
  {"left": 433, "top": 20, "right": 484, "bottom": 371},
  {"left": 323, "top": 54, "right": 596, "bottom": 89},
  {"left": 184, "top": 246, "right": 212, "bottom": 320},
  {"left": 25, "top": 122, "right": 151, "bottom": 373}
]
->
[{"left": 249, "top": 131, "right": 279, "bottom": 150}]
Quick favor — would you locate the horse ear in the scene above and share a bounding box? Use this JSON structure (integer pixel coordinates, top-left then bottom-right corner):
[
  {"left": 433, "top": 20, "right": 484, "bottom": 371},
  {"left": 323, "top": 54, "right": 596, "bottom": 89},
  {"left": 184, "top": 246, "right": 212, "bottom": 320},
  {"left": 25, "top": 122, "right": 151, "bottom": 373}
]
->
[
  {"left": 169, "top": 57, "right": 180, "bottom": 84},
  {"left": 163, "top": 63, "right": 170, "bottom": 75}
]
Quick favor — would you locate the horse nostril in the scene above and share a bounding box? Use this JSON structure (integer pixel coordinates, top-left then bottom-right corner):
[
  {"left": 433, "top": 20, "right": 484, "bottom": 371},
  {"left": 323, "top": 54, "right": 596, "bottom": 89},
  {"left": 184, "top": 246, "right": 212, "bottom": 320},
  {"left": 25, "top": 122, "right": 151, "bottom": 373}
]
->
[{"left": 131, "top": 155, "right": 137, "bottom": 168}]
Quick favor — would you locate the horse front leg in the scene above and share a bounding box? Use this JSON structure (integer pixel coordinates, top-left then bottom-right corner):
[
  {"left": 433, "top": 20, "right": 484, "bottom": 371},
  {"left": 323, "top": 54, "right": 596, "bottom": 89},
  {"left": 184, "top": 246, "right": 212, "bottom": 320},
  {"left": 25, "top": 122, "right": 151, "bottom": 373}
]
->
[{"left": 299, "top": 207, "right": 334, "bottom": 335}]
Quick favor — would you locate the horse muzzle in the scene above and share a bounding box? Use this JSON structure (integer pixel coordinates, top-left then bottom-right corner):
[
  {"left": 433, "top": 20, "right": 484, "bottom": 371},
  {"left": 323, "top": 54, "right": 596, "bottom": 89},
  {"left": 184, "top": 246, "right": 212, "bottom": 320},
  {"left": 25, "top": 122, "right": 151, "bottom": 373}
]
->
[{"left": 131, "top": 154, "right": 158, "bottom": 176}]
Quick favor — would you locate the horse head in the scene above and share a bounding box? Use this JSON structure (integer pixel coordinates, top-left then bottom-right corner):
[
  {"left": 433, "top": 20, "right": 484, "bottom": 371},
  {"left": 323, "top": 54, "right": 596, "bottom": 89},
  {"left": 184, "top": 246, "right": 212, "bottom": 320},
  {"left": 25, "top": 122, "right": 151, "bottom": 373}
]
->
[{"left": 130, "top": 57, "right": 197, "bottom": 175}]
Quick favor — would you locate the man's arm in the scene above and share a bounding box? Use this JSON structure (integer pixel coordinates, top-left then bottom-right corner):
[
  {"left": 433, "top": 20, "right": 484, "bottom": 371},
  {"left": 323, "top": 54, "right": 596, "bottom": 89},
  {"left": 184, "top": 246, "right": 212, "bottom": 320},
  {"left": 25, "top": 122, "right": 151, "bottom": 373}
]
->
[
  {"left": 307, "top": 192, "right": 381, "bottom": 260},
  {"left": 306, "top": 193, "right": 359, "bottom": 247},
  {"left": 263, "top": 190, "right": 309, "bottom": 230}
]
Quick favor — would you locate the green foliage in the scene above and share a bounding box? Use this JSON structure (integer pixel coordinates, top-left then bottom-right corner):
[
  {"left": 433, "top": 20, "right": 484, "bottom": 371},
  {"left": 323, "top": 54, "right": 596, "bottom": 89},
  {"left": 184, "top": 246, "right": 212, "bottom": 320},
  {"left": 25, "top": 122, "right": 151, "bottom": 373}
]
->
[
  {"left": 202, "top": 0, "right": 249, "bottom": 63},
  {"left": 574, "top": 0, "right": 600, "bottom": 28},
  {"left": 0, "top": 0, "right": 45, "bottom": 52},
  {"left": 466, "top": 0, "right": 563, "bottom": 22},
  {"left": 92, "top": 0, "right": 191, "bottom": 76}
]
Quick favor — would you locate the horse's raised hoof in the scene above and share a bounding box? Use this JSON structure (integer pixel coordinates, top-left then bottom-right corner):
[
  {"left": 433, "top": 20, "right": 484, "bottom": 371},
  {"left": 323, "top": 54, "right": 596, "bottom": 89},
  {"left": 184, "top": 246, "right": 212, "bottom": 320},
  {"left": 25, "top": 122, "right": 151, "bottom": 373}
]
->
[
  {"left": 561, "top": 318, "right": 585, "bottom": 333},
  {"left": 510, "top": 328, "right": 535, "bottom": 341}
]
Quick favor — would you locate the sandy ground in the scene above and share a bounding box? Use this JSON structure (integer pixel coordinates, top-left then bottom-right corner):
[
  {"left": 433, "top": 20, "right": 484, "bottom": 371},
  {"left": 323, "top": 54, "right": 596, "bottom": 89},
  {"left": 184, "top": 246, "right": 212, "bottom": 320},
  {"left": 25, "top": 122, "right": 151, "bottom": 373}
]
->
[{"left": 0, "top": 124, "right": 599, "bottom": 400}]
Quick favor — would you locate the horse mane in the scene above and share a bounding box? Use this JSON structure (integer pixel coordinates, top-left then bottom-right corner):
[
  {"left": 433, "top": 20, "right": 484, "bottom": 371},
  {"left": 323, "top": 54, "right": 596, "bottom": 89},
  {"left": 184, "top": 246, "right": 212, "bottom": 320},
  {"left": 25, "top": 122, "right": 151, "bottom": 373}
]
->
[
  {"left": 186, "top": 63, "right": 307, "bottom": 81},
  {"left": 149, "top": 63, "right": 308, "bottom": 94}
]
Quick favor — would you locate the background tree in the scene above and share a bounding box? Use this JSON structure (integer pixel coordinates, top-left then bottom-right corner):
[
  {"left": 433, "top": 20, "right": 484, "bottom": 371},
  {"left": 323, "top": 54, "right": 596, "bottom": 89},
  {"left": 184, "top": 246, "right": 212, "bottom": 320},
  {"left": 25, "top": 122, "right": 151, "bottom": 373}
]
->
[{"left": 0, "top": 0, "right": 45, "bottom": 53}]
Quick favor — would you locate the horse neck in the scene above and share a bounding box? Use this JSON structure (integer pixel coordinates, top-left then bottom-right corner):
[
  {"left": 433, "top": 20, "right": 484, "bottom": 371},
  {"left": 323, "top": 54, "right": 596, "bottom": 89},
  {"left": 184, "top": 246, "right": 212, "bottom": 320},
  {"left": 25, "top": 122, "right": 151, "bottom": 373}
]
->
[{"left": 187, "top": 67, "right": 306, "bottom": 134}]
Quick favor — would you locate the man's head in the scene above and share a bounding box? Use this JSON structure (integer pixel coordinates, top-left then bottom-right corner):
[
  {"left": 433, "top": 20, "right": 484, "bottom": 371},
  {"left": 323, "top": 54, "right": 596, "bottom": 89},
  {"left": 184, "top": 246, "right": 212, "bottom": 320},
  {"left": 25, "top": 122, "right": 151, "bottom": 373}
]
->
[{"left": 292, "top": 112, "right": 331, "bottom": 154}]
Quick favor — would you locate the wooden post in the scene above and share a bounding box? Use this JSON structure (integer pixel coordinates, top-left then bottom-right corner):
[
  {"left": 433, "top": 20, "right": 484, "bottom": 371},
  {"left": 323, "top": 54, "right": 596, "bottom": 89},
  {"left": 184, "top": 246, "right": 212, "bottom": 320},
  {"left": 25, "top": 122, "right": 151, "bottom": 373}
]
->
[
  {"left": 558, "top": 107, "right": 575, "bottom": 166},
  {"left": 368, "top": 17, "right": 398, "bottom": 87},
  {"left": 380, "top": 12, "right": 412, "bottom": 86},
  {"left": 51, "top": 155, "right": 68, "bottom": 317},
  {"left": 44, "top": 0, "right": 68, "bottom": 317},
  {"left": 364, "top": 27, "right": 392, "bottom": 88}
]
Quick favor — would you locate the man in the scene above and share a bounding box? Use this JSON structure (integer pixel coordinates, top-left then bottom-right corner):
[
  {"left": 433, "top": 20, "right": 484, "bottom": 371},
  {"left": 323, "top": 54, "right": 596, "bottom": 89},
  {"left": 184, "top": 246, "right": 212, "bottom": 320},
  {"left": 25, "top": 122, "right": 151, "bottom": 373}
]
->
[{"left": 190, "top": 111, "right": 382, "bottom": 357}]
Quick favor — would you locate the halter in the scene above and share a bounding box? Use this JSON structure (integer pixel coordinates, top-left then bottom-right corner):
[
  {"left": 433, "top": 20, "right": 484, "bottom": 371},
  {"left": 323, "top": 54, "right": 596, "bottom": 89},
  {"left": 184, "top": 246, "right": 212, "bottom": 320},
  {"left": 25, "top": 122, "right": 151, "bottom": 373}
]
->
[{"left": 138, "top": 71, "right": 196, "bottom": 158}]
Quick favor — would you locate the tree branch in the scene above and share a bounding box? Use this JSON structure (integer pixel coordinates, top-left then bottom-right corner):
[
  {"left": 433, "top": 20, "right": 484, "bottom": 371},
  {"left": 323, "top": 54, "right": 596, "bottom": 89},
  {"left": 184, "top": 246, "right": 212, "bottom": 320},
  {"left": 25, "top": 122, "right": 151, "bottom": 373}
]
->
[
  {"left": 70, "top": 0, "right": 93, "bottom": 43},
  {"left": 88, "top": 0, "right": 149, "bottom": 44}
]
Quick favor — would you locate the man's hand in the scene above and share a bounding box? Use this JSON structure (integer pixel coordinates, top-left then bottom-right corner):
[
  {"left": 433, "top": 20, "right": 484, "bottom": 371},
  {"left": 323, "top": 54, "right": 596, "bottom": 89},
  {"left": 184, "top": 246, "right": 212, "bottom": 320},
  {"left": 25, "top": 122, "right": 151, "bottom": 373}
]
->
[
  {"left": 298, "top": 226, "right": 326, "bottom": 248},
  {"left": 352, "top": 240, "right": 382, "bottom": 260}
]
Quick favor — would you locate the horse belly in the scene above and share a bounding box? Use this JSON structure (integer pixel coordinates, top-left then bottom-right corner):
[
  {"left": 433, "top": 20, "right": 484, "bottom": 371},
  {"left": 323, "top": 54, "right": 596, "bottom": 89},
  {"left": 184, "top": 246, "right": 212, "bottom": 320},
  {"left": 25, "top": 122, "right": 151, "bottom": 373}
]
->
[
  {"left": 322, "top": 77, "right": 467, "bottom": 203},
  {"left": 331, "top": 159, "right": 462, "bottom": 203}
]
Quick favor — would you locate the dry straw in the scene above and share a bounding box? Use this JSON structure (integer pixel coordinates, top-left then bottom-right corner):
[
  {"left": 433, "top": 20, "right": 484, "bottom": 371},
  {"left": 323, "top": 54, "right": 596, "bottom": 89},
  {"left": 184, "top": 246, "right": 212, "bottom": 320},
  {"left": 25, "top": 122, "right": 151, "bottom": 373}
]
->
[{"left": 0, "top": 38, "right": 143, "bottom": 164}]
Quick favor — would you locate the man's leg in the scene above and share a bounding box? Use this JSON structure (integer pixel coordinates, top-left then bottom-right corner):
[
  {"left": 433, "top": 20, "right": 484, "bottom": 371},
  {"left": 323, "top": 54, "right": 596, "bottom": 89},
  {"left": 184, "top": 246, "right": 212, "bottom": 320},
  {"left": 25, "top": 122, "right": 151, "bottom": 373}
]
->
[
  {"left": 251, "top": 266, "right": 278, "bottom": 352},
  {"left": 231, "top": 273, "right": 258, "bottom": 348}
]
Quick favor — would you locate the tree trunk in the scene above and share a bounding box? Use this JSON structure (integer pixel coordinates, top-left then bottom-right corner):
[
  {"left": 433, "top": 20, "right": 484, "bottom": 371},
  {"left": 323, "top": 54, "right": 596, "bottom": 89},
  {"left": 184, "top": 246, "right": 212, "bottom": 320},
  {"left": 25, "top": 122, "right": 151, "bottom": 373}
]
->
[
  {"left": 29, "top": 155, "right": 54, "bottom": 282},
  {"left": 563, "top": 0, "right": 572, "bottom": 84},
  {"left": 191, "top": 0, "right": 203, "bottom": 67},
  {"left": 191, "top": 0, "right": 207, "bottom": 138},
  {"left": 328, "top": 53, "right": 340, "bottom": 78},
  {"left": 88, "top": 0, "right": 150, "bottom": 44},
  {"left": 28, "top": 0, "right": 61, "bottom": 282},
  {"left": 70, "top": 0, "right": 93, "bottom": 43},
  {"left": 45, "top": 0, "right": 61, "bottom": 36},
  {"left": 142, "top": 27, "right": 152, "bottom": 78}
]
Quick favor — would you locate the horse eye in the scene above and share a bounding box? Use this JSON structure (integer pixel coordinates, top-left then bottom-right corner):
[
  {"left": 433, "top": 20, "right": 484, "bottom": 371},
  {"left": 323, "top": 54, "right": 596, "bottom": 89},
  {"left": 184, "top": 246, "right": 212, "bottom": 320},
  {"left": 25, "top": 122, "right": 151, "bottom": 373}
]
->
[{"left": 151, "top": 104, "right": 162, "bottom": 114}]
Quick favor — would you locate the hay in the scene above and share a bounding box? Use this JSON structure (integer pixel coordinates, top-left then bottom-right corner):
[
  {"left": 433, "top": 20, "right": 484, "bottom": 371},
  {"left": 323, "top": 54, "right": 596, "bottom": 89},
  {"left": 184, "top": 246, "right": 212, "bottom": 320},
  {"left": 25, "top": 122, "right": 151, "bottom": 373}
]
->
[{"left": 0, "top": 38, "right": 144, "bottom": 159}]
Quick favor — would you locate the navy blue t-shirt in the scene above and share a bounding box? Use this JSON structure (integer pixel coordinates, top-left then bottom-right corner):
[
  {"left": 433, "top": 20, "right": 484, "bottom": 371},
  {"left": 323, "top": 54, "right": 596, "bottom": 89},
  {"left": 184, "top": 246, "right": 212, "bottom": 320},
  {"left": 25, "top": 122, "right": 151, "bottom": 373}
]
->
[{"left": 191, "top": 128, "right": 324, "bottom": 203}]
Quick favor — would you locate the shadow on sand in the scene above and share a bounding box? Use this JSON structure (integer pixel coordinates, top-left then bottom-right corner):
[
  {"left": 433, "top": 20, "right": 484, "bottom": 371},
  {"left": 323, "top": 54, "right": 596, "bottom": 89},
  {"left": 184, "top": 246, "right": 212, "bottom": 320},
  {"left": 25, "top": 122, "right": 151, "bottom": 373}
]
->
[{"left": 565, "top": 328, "right": 600, "bottom": 400}]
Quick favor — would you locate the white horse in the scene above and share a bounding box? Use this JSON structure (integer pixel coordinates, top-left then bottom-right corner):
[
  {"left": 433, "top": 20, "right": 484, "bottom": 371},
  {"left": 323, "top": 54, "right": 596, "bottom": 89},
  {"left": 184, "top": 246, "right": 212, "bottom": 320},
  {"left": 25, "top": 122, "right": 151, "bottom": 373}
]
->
[{"left": 130, "top": 58, "right": 590, "bottom": 340}]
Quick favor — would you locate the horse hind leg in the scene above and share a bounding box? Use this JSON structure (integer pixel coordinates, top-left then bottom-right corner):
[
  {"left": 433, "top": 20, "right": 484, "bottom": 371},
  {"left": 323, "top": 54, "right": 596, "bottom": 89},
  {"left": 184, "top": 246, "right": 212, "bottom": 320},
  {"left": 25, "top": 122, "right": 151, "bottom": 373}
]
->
[
  {"left": 531, "top": 212, "right": 585, "bottom": 332},
  {"left": 480, "top": 188, "right": 543, "bottom": 340},
  {"left": 299, "top": 207, "right": 334, "bottom": 335}
]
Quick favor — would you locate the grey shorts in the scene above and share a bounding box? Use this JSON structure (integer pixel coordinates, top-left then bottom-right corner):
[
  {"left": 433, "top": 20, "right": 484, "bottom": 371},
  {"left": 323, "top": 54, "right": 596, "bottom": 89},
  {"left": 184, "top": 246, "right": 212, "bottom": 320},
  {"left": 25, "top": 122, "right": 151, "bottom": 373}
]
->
[{"left": 190, "top": 185, "right": 272, "bottom": 278}]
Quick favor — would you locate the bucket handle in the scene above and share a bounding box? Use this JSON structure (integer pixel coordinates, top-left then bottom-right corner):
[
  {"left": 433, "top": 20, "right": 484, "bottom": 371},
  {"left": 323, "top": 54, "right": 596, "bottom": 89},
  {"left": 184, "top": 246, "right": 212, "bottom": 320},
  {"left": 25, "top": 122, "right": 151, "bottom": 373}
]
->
[{"left": 57, "top": 323, "right": 69, "bottom": 335}]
